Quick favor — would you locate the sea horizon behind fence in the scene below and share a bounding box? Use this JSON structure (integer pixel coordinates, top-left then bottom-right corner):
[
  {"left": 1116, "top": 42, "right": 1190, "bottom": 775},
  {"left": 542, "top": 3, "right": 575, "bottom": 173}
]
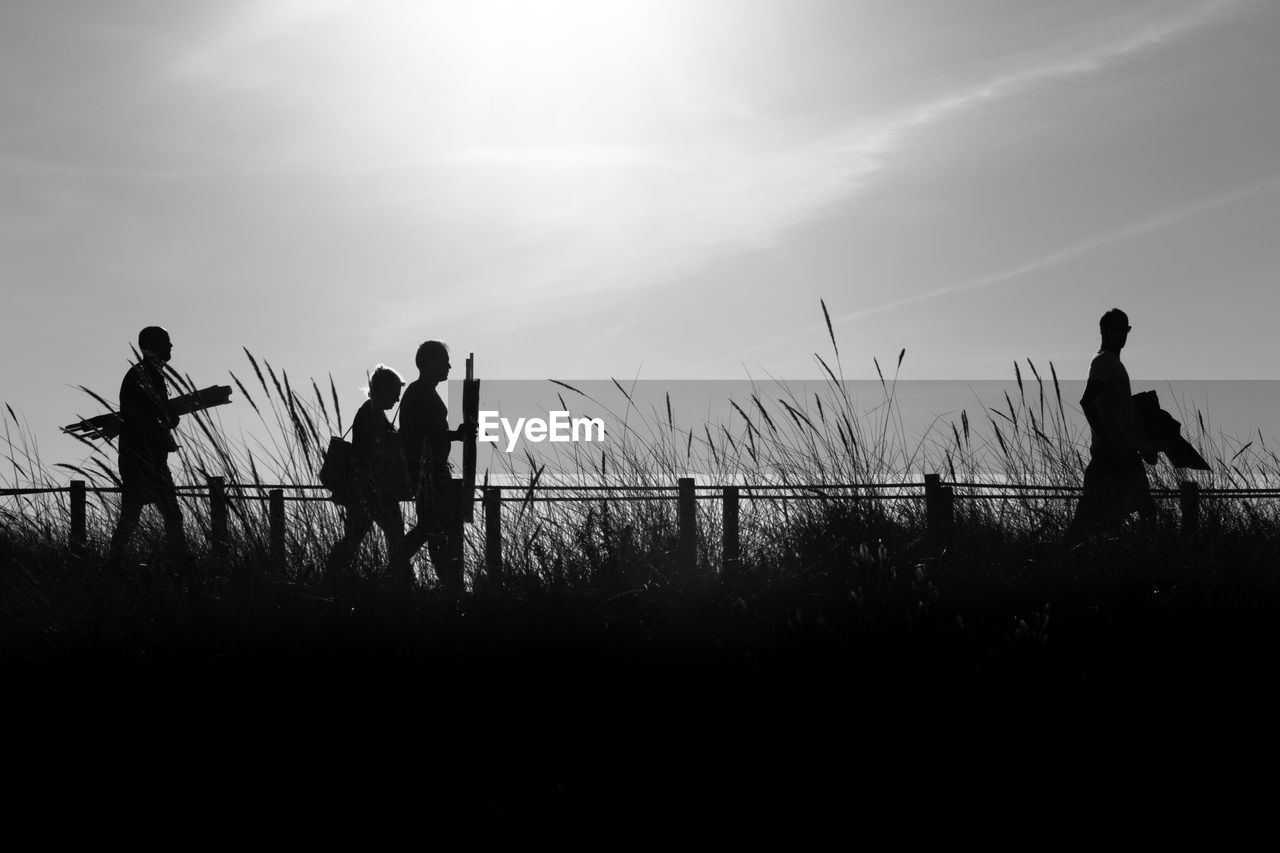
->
[
  {"left": 9, "top": 376, "right": 1280, "bottom": 496},
  {"left": 457, "top": 379, "right": 1280, "bottom": 489}
]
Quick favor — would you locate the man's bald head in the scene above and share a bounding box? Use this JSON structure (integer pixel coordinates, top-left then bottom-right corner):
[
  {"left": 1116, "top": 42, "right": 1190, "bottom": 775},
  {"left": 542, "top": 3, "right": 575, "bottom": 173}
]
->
[{"left": 139, "top": 326, "right": 173, "bottom": 361}]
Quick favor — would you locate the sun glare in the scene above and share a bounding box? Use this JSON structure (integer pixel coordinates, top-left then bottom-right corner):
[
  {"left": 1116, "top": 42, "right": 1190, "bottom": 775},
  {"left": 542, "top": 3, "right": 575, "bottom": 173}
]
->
[{"left": 328, "top": 0, "right": 687, "bottom": 148}]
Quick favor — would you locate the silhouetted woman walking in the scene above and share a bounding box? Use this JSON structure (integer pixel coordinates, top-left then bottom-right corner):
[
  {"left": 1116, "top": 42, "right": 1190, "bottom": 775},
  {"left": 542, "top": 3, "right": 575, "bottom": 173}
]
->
[{"left": 325, "top": 365, "right": 412, "bottom": 585}]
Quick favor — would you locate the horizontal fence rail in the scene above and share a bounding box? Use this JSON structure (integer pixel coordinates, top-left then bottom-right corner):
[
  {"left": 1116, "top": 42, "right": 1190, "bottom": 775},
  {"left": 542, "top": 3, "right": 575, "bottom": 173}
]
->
[{"left": 4, "top": 475, "right": 1275, "bottom": 580}]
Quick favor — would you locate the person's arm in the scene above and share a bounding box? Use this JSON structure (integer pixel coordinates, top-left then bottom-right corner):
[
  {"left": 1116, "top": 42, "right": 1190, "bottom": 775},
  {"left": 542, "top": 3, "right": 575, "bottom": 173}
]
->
[
  {"left": 1079, "top": 353, "right": 1111, "bottom": 444},
  {"left": 1095, "top": 391, "right": 1139, "bottom": 452},
  {"left": 1124, "top": 400, "right": 1158, "bottom": 464},
  {"left": 1109, "top": 384, "right": 1144, "bottom": 455},
  {"left": 1079, "top": 379, "right": 1103, "bottom": 439},
  {"left": 448, "top": 421, "right": 478, "bottom": 441}
]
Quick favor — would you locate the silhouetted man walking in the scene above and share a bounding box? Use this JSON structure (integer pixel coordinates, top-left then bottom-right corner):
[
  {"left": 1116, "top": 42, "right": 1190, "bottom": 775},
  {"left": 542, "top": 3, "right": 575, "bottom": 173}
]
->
[
  {"left": 107, "top": 326, "right": 188, "bottom": 567},
  {"left": 1066, "top": 309, "right": 1157, "bottom": 542},
  {"left": 400, "top": 341, "right": 474, "bottom": 593}
]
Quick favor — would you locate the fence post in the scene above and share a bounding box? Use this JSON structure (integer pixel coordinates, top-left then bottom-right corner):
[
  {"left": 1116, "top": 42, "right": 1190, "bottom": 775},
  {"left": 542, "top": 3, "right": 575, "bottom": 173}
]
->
[
  {"left": 925, "top": 473, "right": 953, "bottom": 536},
  {"left": 1180, "top": 481, "right": 1200, "bottom": 536},
  {"left": 722, "top": 486, "right": 739, "bottom": 578},
  {"left": 484, "top": 486, "right": 502, "bottom": 588},
  {"left": 678, "top": 478, "right": 697, "bottom": 573},
  {"left": 208, "top": 475, "right": 228, "bottom": 560},
  {"left": 269, "top": 489, "right": 286, "bottom": 569},
  {"left": 70, "top": 480, "right": 87, "bottom": 555}
]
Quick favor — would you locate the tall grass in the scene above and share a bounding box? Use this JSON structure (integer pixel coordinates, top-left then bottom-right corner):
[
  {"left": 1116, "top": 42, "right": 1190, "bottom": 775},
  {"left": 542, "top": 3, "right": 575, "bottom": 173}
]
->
[{"left": 5, "top": 307, "right": 1280, "bottom": 673}]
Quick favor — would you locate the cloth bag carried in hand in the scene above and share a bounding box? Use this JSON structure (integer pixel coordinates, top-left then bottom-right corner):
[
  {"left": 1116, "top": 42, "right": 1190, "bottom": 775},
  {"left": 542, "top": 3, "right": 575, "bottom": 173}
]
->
[{"left": 1132, "top": 389, "right": 1210, "bottom": 471}]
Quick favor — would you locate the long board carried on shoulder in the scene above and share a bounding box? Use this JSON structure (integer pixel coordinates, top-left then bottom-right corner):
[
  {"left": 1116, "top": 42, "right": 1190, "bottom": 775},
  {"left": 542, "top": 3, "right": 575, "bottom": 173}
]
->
[{"left": 62, "top": 385, "right": 234, "bottom": 442}]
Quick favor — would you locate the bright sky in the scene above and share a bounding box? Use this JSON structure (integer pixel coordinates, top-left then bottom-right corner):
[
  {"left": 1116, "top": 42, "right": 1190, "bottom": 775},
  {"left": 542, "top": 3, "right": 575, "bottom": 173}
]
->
[{"left": 3, "top": 0, "right": 1279, "bottom": 469}]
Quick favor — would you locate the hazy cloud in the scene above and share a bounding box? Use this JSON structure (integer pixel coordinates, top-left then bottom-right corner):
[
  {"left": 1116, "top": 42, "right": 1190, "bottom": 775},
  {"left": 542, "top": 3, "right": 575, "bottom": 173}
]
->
[{"left": 701, "top": 170, "right": 1280, "bottom": 370}]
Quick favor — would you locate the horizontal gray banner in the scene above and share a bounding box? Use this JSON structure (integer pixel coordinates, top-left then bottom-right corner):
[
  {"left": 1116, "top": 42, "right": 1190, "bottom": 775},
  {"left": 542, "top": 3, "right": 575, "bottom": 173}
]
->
[{"left": 442, "top": 379, "right": 1280, "bottom": 485}]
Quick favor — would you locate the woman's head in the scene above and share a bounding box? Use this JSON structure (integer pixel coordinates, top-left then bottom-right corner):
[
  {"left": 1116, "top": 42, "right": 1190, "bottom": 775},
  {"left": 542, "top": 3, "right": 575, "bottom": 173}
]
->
[{"left": 368, "top": 364, "right": 405, "bottom": 409}]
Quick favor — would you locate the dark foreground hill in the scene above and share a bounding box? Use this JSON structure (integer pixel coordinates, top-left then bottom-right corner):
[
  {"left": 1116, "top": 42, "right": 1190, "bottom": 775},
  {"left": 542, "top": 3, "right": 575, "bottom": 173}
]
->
[{"left": 5, "top": 524, "right": 1280, "bottom": 824}]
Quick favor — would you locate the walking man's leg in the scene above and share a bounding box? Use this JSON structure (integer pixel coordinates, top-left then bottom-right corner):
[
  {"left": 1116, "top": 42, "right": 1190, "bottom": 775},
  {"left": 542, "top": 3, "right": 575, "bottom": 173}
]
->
[
  {"left": 376, "top": 501, "right": 411, "bottom": 587},
  {"left": 107, "top": 496, "right": 144, "bottom": 567},
  {"left": 413, "top": 485, "right": 464, "bottom": 593},
  {"left": 400, "top": 493, "right": 430, "bottom": 581},
  {"left": 432, "top": 482, "right": 465, "bottom": 594},
  {"left": 156, "top": 486, "right": 188, "bottom": 566}
]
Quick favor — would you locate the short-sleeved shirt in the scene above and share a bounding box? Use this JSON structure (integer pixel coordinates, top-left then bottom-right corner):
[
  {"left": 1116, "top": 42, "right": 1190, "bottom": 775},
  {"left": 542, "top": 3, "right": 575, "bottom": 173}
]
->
[
  {"left": 117, "top": 356, "right": 178, "bottom": 501},
  {"left": 118, "top": 358, "right": 176, "bottom": 457},
  {"left": 1086, "top": 350, "right": 1139, "bottom": 454},
  {"left": 399, "top": 379, "right": 451, "bottom": 489}
]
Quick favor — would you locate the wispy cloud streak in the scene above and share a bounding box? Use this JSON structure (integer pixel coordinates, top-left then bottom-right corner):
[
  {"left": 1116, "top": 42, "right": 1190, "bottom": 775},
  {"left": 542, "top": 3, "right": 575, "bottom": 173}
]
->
[
  {"left": 831, "top": 174, "right": 1280, "bottom": 326},
  {"left": 773, "top": 0, "right": 1241, "bottom": 233},
  {"left": 701, "top": 173, "right": 1278, "bottom": 370}
]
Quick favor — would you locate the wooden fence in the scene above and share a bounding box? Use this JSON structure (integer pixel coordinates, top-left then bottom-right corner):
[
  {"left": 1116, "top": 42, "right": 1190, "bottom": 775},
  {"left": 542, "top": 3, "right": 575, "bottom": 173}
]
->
[{"left": 7, "top": 476, "right": 1280, "bottom": 584}]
